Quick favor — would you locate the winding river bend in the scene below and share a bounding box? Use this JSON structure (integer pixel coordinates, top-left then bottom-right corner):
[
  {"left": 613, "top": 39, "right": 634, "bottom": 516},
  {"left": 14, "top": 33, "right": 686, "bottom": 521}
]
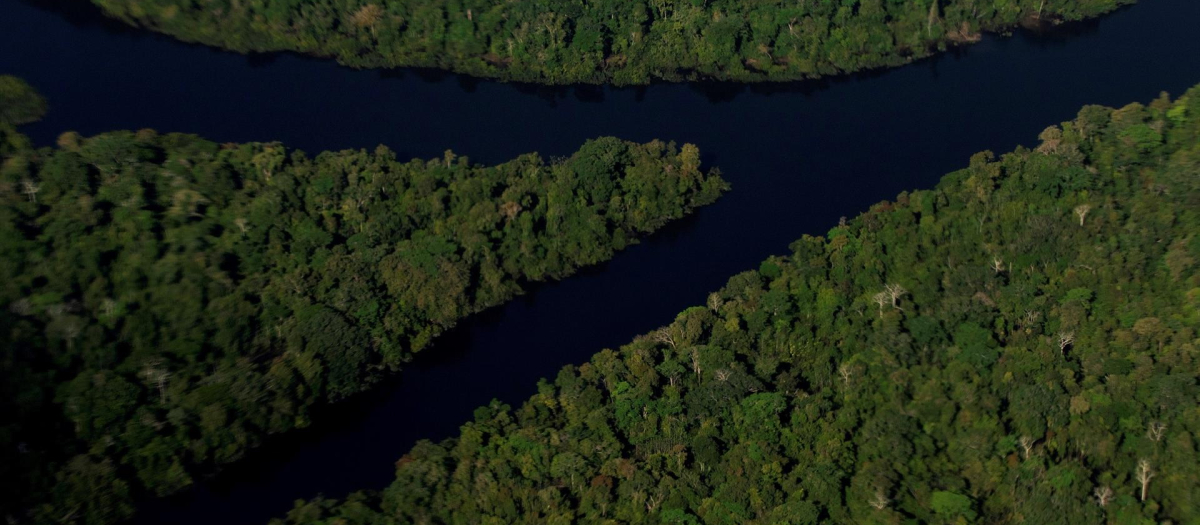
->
[{"left": 3, "top": 0, "right": 1200, "bottom": 523}]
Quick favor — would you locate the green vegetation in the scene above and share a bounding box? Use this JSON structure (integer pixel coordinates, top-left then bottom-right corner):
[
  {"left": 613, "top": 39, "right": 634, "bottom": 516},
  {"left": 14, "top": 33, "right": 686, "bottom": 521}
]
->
[
  {"left": 271, "top": 86, "right": 1200, "bottom": 524},
  {"left": 90, "top": 0, "right": 1133, "bottom": 85},
  {"left": 0, "top": 76, "right": 47, "bottom": 126},
  {"left": 0, "top": 94, "right": 725, "bottom": 524}
]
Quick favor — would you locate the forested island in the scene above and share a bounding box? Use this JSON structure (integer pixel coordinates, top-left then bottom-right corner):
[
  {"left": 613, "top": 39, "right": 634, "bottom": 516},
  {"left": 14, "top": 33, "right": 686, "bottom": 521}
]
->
[
  {"left": 0, "top": 76, "right": 46, "bottom": 126},
  {"left": 0, "top": 79, "right": 726, "bottom": 525},
  {"left": 269, "top": 86, "right": 1200, "bottom": 524},
  {"left": 90, "top": 0, "right": 1134, "bottom": 85}
]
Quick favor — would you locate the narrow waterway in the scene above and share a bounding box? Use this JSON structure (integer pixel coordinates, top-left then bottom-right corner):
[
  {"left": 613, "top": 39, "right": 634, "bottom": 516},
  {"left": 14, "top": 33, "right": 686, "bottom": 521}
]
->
[{"left": 2, "top": 0, "right": 1198, "bottom": 523}]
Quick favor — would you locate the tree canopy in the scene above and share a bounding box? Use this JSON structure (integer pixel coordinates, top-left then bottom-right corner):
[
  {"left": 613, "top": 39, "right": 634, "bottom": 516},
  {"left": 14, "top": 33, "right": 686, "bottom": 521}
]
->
[
  {"left": 0, "top": 75, "right": 48, "bottom": 126},
  {"left": 0, "top": 109, "right": 725, "bottom": 524},
  {"left": 271, "top": 85, "right": 1200, "bottom": 525},
  {"left": 90, "top": 0, "right": 1134, "bottom": 85}
]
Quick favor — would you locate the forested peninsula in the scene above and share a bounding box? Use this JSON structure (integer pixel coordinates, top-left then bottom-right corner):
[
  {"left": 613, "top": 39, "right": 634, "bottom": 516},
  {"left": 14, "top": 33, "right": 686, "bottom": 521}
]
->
[
  {"left": 0, "top": 80, "right": 726, "bottom": 524},
  {"left": 90, "top": 0, "right": 1134, "bottom": 85},
  {"left": 271, "top": 86, "right": 1200, "bottom": 525}
]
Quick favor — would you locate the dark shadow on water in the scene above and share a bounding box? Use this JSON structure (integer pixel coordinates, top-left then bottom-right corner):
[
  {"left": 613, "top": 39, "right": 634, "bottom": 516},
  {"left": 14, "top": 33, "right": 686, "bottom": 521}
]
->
[
  {"left": 244, "top": 52, "right": 282, "bottom": 68},
  {"left": 455, "top": 74, "right": 481, "bottom": 93},
  {"left": 573, "top": 84, "right": 606, "bottom": 104},
  {"left": 409, "top": 66, "right": 452, "bottom": 84},
  {"left": 16, "top": 0, "right": 139, "bottom": 34},
  {"left": 1019, "top": 9, "right": 1114, "bottom": 44}
]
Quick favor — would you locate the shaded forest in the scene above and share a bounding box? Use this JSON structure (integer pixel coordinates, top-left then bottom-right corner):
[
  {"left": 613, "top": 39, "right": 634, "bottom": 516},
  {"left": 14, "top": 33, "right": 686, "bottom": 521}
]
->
[
  {"left": 0, "top": 76, "right": 46, "bottom": 126},
  {"left": 0, "top": 81, "right": 726, "bottom": 524},
  {"left": 271, "top": 85, "right": 1200, "bottom": 524},
  {"left": 91, "top": 0, "right": 1133, "bottom": 85}
]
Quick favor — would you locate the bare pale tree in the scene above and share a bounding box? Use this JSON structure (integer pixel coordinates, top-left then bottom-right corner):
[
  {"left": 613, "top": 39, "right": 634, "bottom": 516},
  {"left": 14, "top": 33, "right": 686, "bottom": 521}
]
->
[
  {"left": 991, "top": 256, "right": 1005, "bottom": 275},
  {"left": 1074, "top": 204, "right": 1092, "bottom": 226},
  {"left": 690, "top": 348, "right": 702, "bottom": 379},
  {"left": 60, "top": 319, "right": 82, "bottom": 349},
  {"left": 1058, "top": 331, "right": 1075, "bottom": 355},
  {"left": 714, "top": 369, "right": 730, "bottom": 382},
  {"left": 927, "top": 0, "right": 940, "bottom": 36},
  {"left": 838, "top": 363, "right": 855, "bottom": 385},
  {"left": 707, "top": 292, "right": 724, "bottom": 312},
  {"left": 1146, "top": 421, "right": 1167, "bottom": 442},
  {"left": 757, "top": 43, "right": 773, "bottom": 61},
  {"left": 539, "top": 11, "right": 565, "bottom": 45},
  {"left": 1136, "top": 459, "right": 1154, "bottom": 501},
  {"left": 867, "top": 291, "right": 887, "bottom": 317},
  {"left": 234, "top": 217, "right": 250, "bottom": 235},
  {"left": 140, "top": 360, "right": 171, "bottom": 403},
  {"left": 868, "top": 488, "right": 890, "bottom": 510},
  {"left": 1021, "top": 309, "right": 1041, "bottom": 330},
  {"left": 1094, "top": 485, "right": 1113, "bottom": 507},
  {"left": 1018, "top": 436, "right": 1035, "bottom": 459},
  {"left": 21, "top": 180, "right": 40, "bottom": 203},
  {"left": 645, "top": 492, "right": 664, "bottom": 512},
  {"left": 652, "top": 327, "right": 676, "bottom": 348}
]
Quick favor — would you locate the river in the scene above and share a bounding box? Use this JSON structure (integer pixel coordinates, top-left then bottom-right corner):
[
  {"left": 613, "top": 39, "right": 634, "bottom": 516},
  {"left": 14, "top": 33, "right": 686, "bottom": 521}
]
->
[{"left": 2, "top": 0, "right": 1199, "bottom": 523}]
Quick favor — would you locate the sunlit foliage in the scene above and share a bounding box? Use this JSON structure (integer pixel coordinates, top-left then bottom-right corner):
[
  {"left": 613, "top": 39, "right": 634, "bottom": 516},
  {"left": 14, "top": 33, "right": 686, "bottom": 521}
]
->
[{"left": 91, "top": 0, "right": 1135, "bottom": 85}]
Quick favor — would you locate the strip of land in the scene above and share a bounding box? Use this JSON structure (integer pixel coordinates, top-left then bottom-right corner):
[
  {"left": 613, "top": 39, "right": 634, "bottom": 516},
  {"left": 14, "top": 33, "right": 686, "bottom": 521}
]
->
[
  {"left": 0, "top": 77, "right": 726, "bottom": 524},
  {"left": 91, "top": 0, "right": 1135, "bottom": 85},
  {"left": 271, "top": 85, "right": 1200, "bottom": 524}
]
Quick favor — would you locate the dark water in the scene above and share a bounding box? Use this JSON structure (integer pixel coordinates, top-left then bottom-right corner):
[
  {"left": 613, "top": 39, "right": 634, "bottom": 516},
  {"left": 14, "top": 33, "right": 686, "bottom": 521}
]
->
[{"left": 3, "top": 0, "right": 1199, "bottom": 523}]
